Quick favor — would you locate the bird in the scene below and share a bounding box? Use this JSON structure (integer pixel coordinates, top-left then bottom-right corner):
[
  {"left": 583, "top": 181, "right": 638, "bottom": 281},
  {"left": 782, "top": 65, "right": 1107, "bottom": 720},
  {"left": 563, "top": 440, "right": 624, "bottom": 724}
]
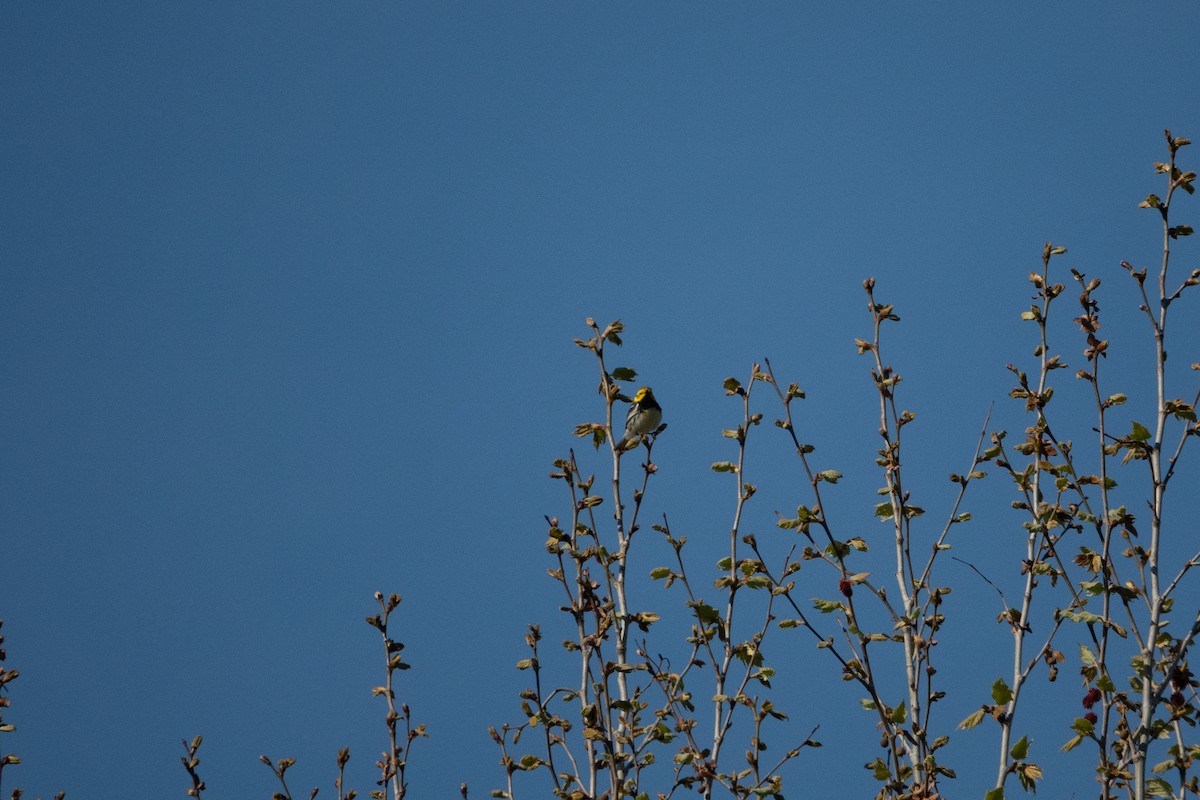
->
[{"left": 616, "top": 386, "right": 662, "bottom": 450}]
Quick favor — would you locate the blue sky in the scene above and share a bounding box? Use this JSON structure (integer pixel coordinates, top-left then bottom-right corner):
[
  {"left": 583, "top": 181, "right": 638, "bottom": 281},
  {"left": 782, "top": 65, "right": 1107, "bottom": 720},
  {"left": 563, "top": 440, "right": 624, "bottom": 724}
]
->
[{"left": 4, "top": 3, "right": 1199, "bottom": 798}]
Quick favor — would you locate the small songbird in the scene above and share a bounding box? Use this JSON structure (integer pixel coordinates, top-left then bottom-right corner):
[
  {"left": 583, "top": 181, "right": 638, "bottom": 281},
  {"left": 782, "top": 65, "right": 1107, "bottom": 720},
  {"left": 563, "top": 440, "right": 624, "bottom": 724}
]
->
[{"left": 616, "top": 386, "right": 663, "bottom": 450}]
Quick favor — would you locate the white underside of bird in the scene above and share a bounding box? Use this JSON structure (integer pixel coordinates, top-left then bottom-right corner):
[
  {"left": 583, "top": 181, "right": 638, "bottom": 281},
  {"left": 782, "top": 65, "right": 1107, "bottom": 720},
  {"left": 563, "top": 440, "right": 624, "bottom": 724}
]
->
[{"left": 617, "top": 402, "right": 662, "bottom": 449}]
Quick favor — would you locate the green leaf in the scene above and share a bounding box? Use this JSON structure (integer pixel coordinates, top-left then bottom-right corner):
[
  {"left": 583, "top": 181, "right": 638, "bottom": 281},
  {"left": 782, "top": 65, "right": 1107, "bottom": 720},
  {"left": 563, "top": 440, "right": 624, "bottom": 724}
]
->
[
  {"left": 1070, "top": 717, "right": 1095, "bottom": 735},
  {"left": 711, "top": 462, "right": 739, "bottom": 473},
  {"left": 890, "top": 700, "right": 907, "bottom": 724},
  {"left": 1059, "top": 609, "right": 1103, "bottom": 625},
  {"left": 693, "top": 603, "right": 720, "bottom": 624},
  {"left": 991, "top": 678, "right": 1013, "bottom": 705},
  {"left": 874, "top": 502, "right": 894, "bottom": 519},
  {"left": 1079, "top": 644, "right": 1097, "bottom": 667},
  {"left": 611, "top": 367, "right": 637, "bottom": 382},
  {"left": 1131, "top": 421, "right": 1151, "bottom": 442},
  {"left": 812, "top": 598, "right": 843, "bottom": 614},
  {"left": 958, "top": 708, "right": 986, "bottom": 730},
  {"left": 650, "top": 567, "right": 672, "bottom": 580},
  {"left": 1145, "top": 778, "right": 1173, "bottom": 797},
  {"left": 817, "top": 470, "right": 843, "bottom": 484},
  {"left": 1009, "top": 735, "right": 1029, "bottom": 760},
  {"left": 984, "top": 789, "right": 1005, "bottom": 800}
]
